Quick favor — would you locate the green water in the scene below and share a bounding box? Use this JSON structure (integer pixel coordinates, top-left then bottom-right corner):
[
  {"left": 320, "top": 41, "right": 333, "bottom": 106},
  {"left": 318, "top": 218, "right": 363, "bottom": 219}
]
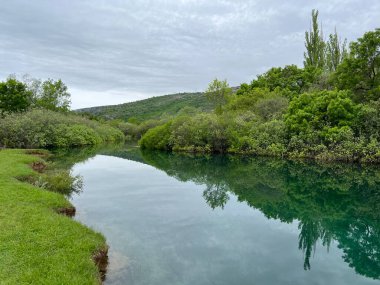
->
[{"left": 62, "top": 146, "right": 380, "bottom": 285}]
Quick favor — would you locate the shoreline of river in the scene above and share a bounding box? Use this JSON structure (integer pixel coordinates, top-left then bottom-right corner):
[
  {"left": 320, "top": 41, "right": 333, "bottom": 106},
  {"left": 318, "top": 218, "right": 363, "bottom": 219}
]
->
[{"left": 0, "top": 149, "right": 108, "bottom": 284}]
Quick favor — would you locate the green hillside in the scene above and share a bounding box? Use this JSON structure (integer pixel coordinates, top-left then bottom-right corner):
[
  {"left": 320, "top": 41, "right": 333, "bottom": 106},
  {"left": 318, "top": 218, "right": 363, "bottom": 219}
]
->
[{"left": 77, "top": 92, "right": 215, "bottom": 122}]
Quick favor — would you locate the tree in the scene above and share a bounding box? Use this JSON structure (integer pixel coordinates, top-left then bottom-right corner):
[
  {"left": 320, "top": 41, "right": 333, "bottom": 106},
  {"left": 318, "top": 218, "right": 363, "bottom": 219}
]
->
[
  {"left": 22, "top": 74, "right": 42, "bottom": 106},
  {"left": 0, "top": 77, "right": 32, "bottom": 115},
  {"left": 205, "top": 79, "right": 232, "bottom": 113},
  {"left": 35, "top": 79, "right": 71, "bottom": 112},
  {"left": 334, "top": 29, "right": 380, "bottom": 101},
  {"left": 285, "top": 90, "right": 358, "bottom": 137},
  {"left": 326, "top": 28, "right": 347, "bottom": 72},
  {"left": 304, "top": 9, "right": 325, "bottom": 70},
  {"left": 353, "top": 100, "right": 380, "bottom": 139},
  {"left": 250, "top": 65, "right": 307, "bottom": 94}
]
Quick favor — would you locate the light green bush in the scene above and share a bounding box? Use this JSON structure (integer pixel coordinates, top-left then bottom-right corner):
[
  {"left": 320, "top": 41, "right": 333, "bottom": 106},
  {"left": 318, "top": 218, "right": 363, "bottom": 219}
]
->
[
  {"left": 0, "top": 109, "right": 124, "bottom": 148},
  {"left": 139, "top": 122, "right": 172, "bottom": 150}
]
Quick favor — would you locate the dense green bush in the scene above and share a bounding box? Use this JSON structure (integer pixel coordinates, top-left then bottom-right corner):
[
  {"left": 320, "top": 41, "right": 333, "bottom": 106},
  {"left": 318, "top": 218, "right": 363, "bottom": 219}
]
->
[
  {"left": 334, "top": 29, "right": 380, "bottom": 102},
  {"left": 353, "top": 100, "right": 380, "bottom": 139},
  {"left": 228, "top": 120, "right": 287, "bottom": 156},
  {"left": 284, "top": 90, "right": 358, "bottom": 138},
  {"left": 248, "top": 65, "right": 308, "bottom": 94},
  {"left": 0, "top": 77, "right": 33, "bottom": 115},
  {"left": 108, "top": 116, "right": 172, "bottom": 141},
  {"left": 0, "top": 109, "right": 124, "bottom": 148},
  {"left": 254, "top": 96, "right": 288, "bottom": 121},
  {"left": 171, "top": 113, "right": 229, "bottom": 153},
  {"left": 227, "top": 88, "right": 270, "bottom": 111},
  {"left": 139, "top": 114, "right": 230, "bottom": 153},
  {"left": 139, "top": 122, "right": 172, "bottom": 150},
  {"left": 134, "top": 119, "right": 169, "bottom": 139}
]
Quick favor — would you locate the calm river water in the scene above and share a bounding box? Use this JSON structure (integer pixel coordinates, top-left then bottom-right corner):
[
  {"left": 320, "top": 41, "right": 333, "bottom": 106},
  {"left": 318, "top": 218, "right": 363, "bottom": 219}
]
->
[{"left": 61, "top": 146, "right": 380, "bottom": 285}]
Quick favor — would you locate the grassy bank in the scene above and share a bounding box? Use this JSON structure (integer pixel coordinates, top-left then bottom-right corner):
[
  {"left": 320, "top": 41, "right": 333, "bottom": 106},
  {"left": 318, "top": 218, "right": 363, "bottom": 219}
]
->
[{"left": 0, "top": 149, "right": 106, "bottom": 284}]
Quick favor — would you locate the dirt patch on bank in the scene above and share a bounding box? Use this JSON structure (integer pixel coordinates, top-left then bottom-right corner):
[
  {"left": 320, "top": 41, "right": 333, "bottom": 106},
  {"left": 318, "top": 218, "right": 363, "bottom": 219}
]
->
[
  {"left": 93, "top": 247, "right": 109, "bottom": 282},
  {"left": 56, "top": 206, "right": 76, "bottom": 217},
  {"left": 31, "top": 161, "right": 47, "bottom": 173}
]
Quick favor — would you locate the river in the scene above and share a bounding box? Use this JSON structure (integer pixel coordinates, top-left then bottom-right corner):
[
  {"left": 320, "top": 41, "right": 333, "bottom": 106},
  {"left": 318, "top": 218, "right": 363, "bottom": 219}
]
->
[{"left": 57, "top": 146, "right": 380, "bottom": 285}]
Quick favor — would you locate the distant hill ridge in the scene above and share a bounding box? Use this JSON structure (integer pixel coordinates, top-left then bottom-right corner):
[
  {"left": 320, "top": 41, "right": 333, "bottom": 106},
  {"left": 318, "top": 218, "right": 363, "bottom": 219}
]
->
[{"left": 76, "top": 91, "right": 214, "bottom": 122}]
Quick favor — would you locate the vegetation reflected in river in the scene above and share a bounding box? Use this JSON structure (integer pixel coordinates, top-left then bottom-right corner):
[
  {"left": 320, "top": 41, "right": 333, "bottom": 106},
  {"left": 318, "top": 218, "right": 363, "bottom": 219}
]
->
[{"left": 55, "top": 146, "right": 380, "bottom": 282}]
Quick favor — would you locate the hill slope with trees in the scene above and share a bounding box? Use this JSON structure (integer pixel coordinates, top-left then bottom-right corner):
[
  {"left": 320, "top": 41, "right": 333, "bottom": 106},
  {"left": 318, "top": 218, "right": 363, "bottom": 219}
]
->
[
  {"left": 76, "top": 91, "right": 215, "bottom": 123},
  {"left": 138, "top": 10, "right": 380, "bottom": 163}
]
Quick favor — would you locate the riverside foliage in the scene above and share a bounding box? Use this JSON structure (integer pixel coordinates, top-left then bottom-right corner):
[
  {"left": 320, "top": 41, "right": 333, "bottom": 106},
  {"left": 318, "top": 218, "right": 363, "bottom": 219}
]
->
[
  {"left": 0, "top": 109, "right": 124, "bottom": 148},
  {"left": 139, "top": 13, "right": 380, "bottom": 163},
  {"left": 0, "top": 76, "right": 124, "bottom": 148}
]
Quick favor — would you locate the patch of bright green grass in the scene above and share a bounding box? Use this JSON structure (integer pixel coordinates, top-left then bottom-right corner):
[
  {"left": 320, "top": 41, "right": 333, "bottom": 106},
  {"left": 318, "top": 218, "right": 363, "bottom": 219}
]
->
[{"left": 0, "top": 149, "right": 106, "bottom": 284}]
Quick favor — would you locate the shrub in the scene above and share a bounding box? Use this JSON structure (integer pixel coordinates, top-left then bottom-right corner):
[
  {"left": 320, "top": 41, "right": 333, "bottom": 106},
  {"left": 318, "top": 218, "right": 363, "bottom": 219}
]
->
[
  {"left": 285, "top": 90, "right": 358, "bottom": 136},
  {"left": 228, "top": 120, "right": 287, "bottom": 156},
  {"left": 226, "top": 88, "right": 269, "bottom": 111},
  {"left": 254, "top": 96, "right": 288, "bottom": 121},
  {"left": 139, "top": 122, "right": 172, "bottom": 150},
  {"left": 170, "top": 113, "right": 229, "bottom": 153},
  {"left": 353, "top": 100, "right": 380, "bottom": 140},
  {"left": 0, "top": 109, "right": 124, "bottom": 148}
]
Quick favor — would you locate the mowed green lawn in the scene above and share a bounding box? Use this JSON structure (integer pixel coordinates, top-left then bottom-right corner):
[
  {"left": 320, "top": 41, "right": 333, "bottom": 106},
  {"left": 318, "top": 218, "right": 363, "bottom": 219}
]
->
[{"left": 0, "top": 149, "right": 106, "bottom": 284}]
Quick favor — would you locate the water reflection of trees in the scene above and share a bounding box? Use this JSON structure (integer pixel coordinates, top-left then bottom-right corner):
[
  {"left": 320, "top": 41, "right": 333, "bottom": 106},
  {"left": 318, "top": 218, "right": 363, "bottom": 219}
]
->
[
  {"left": 132, "top": 150, "right": 380, "bottom": 280},
  {"left": 298, "top": 220, "right": 333, "bottom": 270},
  {"left": 203, "top": 182, "right": 230, "bottom": 209},
  {"left": 57, "top": 146, "right": 380, "bottom": 279}
]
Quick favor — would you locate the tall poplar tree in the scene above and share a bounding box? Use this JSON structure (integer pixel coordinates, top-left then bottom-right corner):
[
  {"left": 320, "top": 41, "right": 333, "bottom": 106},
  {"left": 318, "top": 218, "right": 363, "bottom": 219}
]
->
[
  {"left": 326, "top": 28, "right": 348, "bottom": 72},
  {"left": 304, "top": 9, "right": 325, "bottom": 69}
]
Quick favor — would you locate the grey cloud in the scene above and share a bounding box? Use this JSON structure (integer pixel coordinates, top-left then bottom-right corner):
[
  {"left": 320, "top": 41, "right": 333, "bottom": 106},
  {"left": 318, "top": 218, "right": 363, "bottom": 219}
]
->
[{"left": 0, "top": 0, "right": 379, "bottom": 108}]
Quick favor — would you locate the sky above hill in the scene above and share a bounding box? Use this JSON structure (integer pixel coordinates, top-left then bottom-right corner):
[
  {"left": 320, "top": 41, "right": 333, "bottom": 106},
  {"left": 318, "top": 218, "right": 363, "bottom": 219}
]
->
[{"left": 1, "top": 0, "right": 379, "bottom": 109}]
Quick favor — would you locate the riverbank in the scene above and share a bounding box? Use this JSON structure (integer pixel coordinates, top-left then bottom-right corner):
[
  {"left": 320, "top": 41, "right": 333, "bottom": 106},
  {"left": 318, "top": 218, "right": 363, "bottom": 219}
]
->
[{"left": 0, "top": 149, "right": 107, "bottom": 284}]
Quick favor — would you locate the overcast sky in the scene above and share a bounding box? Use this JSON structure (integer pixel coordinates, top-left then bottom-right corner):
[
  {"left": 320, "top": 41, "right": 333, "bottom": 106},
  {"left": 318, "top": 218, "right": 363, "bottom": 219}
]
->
[{"left": 1, "top": 0, "right": 379, "bottom": 109}]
